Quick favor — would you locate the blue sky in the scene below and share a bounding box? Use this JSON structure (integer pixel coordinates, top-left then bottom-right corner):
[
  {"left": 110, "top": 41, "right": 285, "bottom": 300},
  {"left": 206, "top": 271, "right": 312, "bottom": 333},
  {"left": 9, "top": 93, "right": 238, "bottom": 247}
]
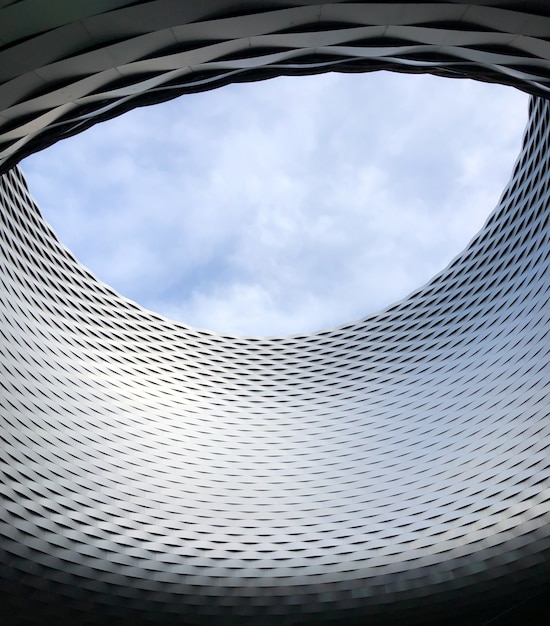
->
[{"left": 21, "top": 71, "right": 527, "bottom": 336}]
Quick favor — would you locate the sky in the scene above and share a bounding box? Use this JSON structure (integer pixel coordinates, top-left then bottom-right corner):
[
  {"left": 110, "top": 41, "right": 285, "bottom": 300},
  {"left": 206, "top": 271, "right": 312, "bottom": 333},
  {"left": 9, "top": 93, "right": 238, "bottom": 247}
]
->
[{"left": 21, "top": 71, "right": 528, "bottom": 336}]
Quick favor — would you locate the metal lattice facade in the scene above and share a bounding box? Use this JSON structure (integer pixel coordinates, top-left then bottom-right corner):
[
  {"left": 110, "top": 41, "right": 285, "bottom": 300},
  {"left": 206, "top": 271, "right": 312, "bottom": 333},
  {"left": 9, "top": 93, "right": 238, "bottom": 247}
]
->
[{"left": 0, "top": 3, "right": 549, "bottom": 625}]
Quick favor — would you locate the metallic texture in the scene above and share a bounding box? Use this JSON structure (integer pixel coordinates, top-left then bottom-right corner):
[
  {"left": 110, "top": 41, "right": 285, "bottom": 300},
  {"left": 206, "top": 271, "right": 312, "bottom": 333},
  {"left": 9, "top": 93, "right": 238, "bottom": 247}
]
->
[
  {"left": 4, "top": 1, "right": 550, "bottom": 174},
  {"left": 0, "top": 2, "right": 549, "bottom": 625}
]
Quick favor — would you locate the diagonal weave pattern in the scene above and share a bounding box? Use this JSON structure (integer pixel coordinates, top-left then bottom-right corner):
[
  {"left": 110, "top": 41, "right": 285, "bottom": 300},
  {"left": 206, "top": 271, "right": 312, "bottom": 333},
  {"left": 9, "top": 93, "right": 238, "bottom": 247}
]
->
[
  {"left": 0, "top": 2, "right": 549, "bottom": 625},
  {"left": 4, "top": 2, "right": 550, "bottom": 172}
]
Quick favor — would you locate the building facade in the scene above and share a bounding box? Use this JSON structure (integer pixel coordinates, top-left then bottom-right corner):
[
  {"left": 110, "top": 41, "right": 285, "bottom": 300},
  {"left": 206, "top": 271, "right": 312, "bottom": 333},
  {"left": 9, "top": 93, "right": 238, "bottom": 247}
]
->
[{"left": 1, "top": 3, "right": 549, "bottom": 624}]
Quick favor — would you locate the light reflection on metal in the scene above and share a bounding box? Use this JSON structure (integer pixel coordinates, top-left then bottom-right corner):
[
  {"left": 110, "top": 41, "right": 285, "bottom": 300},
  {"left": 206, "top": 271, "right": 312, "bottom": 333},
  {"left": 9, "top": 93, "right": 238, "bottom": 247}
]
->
[{"left": 0, "top": 3, "right": 549, "bottom": 625}]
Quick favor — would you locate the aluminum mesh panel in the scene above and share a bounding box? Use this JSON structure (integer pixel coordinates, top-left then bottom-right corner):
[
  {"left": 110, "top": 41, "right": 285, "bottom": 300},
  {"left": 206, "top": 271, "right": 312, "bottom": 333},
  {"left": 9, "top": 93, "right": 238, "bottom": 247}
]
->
[
  {"left": 3, "top": 2, "right": 550, "bottom": 172},
  {"left": 0, "top": 2, "right": 549, "bottom": 625}
]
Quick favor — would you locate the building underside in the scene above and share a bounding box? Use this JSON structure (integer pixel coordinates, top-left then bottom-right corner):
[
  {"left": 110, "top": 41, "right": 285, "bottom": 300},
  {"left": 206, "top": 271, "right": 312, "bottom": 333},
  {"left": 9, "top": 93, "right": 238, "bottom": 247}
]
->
[{"left": 0, "top": 2, "right": 549, "bottom": 625}]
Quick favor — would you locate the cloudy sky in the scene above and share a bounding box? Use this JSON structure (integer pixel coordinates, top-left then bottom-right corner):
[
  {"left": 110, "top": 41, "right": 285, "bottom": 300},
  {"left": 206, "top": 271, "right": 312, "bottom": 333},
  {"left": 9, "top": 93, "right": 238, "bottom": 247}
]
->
[{"left": 21, "top": 71, "right": 527, "bottom": 336}]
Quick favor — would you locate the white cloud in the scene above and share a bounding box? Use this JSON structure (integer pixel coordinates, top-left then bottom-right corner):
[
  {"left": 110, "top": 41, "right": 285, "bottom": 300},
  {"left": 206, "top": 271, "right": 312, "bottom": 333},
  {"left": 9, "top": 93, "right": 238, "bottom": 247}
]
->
[{"left": 22, "top": 71, "right": 528, "bottom": 336}]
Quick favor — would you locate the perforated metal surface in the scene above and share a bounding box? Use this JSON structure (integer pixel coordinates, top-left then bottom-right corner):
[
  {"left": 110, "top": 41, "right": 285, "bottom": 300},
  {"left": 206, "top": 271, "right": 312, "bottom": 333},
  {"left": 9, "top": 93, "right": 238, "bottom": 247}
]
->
[
  {"left": 4, "top": 1, "right": 550, "bottom": 173},
  {"left": 0, "top": 2, "right": 549, "bottom": 625}
]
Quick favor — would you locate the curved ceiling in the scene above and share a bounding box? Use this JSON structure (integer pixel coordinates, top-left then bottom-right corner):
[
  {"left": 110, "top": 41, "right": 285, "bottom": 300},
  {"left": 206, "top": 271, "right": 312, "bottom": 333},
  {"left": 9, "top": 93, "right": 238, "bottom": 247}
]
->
[
  {"left": 2, "top": 2, "right": 550, "bottom": 172},
  {"left": 0, "top": 3, "right": 549, "bottom": 625}
]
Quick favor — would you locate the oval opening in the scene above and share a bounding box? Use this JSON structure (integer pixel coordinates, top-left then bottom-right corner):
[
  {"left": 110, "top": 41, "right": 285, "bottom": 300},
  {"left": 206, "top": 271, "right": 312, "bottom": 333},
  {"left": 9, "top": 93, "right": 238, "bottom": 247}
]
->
[{"left": 22, "top": 72, "right": 527, "bottom": 336}]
